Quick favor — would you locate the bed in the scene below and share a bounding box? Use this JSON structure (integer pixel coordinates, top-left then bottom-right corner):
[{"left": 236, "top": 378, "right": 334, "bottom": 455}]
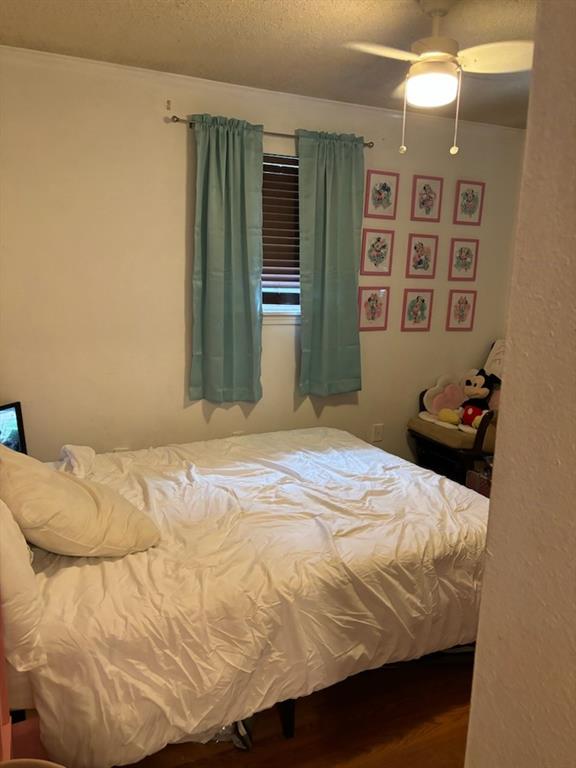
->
[{"left": 11, "top": 427, "right": 488, "bottom": 767}]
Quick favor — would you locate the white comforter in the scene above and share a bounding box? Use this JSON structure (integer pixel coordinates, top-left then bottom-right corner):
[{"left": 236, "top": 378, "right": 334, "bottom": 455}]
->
[{"left": 29, "top": 428, "right": 488, "bottom": 768}]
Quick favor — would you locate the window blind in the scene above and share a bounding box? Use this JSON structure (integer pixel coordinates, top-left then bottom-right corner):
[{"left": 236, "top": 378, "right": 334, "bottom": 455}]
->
[{"left": 262, "top": 153, "right": 300, "bottom": 305}]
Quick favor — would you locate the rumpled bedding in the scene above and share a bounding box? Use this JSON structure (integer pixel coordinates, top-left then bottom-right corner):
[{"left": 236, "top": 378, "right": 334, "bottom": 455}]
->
[{"left": 29, "top": 428, "right": 488, "bottom": 768}]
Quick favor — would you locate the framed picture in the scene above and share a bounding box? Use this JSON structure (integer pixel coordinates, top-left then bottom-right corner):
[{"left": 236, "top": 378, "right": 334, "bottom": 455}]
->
[
  {"left": 405, "top": 233, "right": 438, "bottom": 279},
  {"left": 364, "top": 170, "right": 400, "bottom": 220},
  {"left": 401, "top": 288, "right": 434, "bottom": 332},
  {"left": 410, "top": 174, "right": 443, "bottom": 223},
  {"left": 360, "top": 228, "right": 394, "bottom": 276},
  {"left": 446, "top": 289, "right": 477, "bottom": 331},
  {"left": 453, "top": 180, "right": 485, "bottom": 226},
  {"left": 358, "top": 286, "right": 390, "bottom": 331},
  {"left": 448, "top": 237, "right": 479, "bottom": 281}
]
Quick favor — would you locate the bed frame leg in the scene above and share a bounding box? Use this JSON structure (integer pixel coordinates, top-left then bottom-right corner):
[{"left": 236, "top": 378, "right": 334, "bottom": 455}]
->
[{"left": 276, "top": 699, "right": 296, "bottom": 739}]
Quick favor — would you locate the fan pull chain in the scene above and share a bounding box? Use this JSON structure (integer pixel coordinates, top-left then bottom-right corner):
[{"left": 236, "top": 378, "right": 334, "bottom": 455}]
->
[
  {"left": 399, "top": 79, "right": 408, "bottom": 154},
  {"left": 450, "top": 68, "right": 463, "bottom": 155}
]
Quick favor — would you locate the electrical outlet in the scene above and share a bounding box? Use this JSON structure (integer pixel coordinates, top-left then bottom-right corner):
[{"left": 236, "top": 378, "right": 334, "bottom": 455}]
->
[{"left": 371, "top": 423, "right": 384, "bottom": 443}]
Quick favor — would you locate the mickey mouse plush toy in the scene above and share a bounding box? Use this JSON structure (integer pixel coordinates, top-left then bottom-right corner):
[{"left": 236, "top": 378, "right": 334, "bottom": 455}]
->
[{"left": 460, "top": 368, "right": 499, "bottom": 428}]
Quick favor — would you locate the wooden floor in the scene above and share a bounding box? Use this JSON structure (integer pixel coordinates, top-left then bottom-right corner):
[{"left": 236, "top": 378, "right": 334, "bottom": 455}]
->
[{"left": 135, "top": 651, "right": 474, "bottom": 768}]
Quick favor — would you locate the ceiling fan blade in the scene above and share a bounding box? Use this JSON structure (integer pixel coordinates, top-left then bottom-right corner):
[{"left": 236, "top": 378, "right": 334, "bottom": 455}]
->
[
  {"left": 345, "top": 41, "right": 419, "bottom": 63},
  {"left": 459, "top": 40, "right": 534, "bottom": 74}
]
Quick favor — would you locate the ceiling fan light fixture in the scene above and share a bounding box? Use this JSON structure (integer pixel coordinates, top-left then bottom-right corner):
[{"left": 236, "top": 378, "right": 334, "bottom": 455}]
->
[{"left": 405, "top": 60, "right": 459, "bottom": 108}]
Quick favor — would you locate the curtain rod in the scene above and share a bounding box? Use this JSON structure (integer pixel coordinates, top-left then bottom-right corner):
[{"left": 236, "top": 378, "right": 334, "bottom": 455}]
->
[{"left": 169, "top": 115, "right": 375, "bottom": 148}]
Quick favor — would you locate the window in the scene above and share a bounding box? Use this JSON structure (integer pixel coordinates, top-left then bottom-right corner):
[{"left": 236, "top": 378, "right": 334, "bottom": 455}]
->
[{"left": 262, "top": 153, "right": 300, "bottom": 312}]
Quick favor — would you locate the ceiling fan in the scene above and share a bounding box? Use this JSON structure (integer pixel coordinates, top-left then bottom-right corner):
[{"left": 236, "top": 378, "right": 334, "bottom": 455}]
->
[{"left": 346, "top": 0, "right": 534, "bottom": 110}]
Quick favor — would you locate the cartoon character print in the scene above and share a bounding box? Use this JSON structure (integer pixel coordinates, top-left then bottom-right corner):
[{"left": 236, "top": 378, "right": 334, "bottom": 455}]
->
[
  {"left": 372, "top": 181, "right": 392, "bottom": 210},
  {"left": 364, "top": 292, "right": 384, "bottom": 321},
  {"left": 412, "top": 240, "right": 431, "bottom": 271},
  {"left": 368, "top": 236, "right": 388, "bottom": 268},
  {"left": 460, "top": 188, "right": 479, "bottom": 217},
  {"left": 418, "top": 183, "right": 437, "bottom": 216},
  {"left": 454, "top": 246, "right": 474, "bottom": 272},
  {"left": 453, "top": 295, "right": 471, "bottom": 324},
  {"left": 407, "top": 295, "right": 427, "bottom": 324}
]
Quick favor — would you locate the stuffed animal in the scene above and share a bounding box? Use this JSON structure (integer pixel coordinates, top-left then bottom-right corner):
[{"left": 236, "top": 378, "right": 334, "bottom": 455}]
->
[
  {"left": 437, "top": 408, "right": 462, "bottom": 426},
  {"left": 461, "top": 404, "right": 484, "bottom": 429},
  {"left": 461, "top": 368, "right": 500, "bottom": 410},
  {"left": 419, "top": 368, "right": 499, "bottom": 432},
  {"left": 418, "top": 375, "right": 467, "bottom": 429},
  {"left": 422, "top": 375, "right": 466, "bottom": 415}
]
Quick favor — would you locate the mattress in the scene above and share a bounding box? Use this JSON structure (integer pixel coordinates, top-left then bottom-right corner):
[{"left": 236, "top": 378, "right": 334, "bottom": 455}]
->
[{"left": 29, "top": 428, "right": 488, "bottom": 768}]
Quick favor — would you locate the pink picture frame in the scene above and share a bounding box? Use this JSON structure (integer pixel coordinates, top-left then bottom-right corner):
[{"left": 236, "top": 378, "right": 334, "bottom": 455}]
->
[
  {"left": 446, "top": 289, "right": 477, "bottom": 331},
  {"left": 358, "top": 286, "right": 390, "bottom": 331},
  {"left": 448, "top": 237, "right": 479, "bottom": 281},
  {"left": 360, "top": 228, "right": 394, "bottom": 276},
  {"left": 364, "top": 170, "right": 400, "bottom": 220},
  {"left": 453, "top": 180, "right": 486, "bottom": 226},
  {"left": 401, "top": 288, "right": 434, "bottom": 332},
  {"left": 410, "top": 174, "right": 443, "bottom": 223},
  {"left": 405, "top": 233, "right": 438, "bottom": 279}
]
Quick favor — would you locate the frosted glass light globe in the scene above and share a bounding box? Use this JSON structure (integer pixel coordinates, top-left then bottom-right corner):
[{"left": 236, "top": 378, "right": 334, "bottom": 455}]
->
[{"left": 406, "top": 61, "right": 459, "bottom": 108}]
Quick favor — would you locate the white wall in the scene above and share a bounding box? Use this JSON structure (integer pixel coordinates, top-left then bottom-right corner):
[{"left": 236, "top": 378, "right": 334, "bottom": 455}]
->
[
  {"left": 465, "top": 3, "right": 576, "bottom": 766},
  {"left": 0, "top": 46, "right": 524, "bottom": 461}
]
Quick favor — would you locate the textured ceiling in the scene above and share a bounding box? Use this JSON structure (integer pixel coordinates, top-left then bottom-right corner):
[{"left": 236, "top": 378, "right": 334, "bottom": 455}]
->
[{"left": 0, "top": 0, "right": 537, "bottom": 127}]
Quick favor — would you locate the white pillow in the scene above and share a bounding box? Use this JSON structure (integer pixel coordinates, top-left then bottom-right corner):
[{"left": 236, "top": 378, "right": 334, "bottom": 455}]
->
[
  {"left": 0, "top": 499, "right": 46, "bottom": 671},
  {"left": 0, "top": 445, "right": 160, "bottom": 557},
  {"left": 59, "top": 444, "right": 96, "bottom": 478}
]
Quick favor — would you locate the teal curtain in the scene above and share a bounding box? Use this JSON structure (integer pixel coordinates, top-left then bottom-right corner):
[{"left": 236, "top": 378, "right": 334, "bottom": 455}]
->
[
  {"left": 297, "top": 130, "right": 364, "bottom": 396},
  {"left": 189, "top": 115, "right": 263, "bottom": 402}
]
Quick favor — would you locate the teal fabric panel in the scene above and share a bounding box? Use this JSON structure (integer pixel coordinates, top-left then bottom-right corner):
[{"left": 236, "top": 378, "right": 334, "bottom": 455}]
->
[
  {"left": 297, "top": 130, "right": 364, "bottom": 396},
  {"left": 189, "top": 115, "right": 263, "bottom": 403}
]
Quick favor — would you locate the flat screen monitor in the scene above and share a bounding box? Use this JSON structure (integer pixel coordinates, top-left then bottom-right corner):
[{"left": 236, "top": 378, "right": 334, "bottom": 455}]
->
[{"left": 0, "top": 401, "right": 27, "bottom": 454}]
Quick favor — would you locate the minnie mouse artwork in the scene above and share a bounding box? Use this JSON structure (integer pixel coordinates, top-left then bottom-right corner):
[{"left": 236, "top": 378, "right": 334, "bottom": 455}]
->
[
  {"left": 361, "top": 229, "right": 394, "bottom": 276},
  {"left": 358, "top": 287, "right": 389, "bottom": 331},
  {"left": 446, "top": 290, "right": 477, "bottom": 331},
  {"left": 411, "top": 175, "right": 443, "bottom": 222},
  {"left": 453, "top": 180, "right": 485, "bottom": 225},
  {"left": 449, "top": 238, "right": 479, "bottom": 281},
  {"left": 406, "top": 234, "right": 438, "bottom": 278},
  {"left": 418, "top": 184, "right": 437, "bottom": 216},
  {"left": 364, "top": 171, "right": 399, "bottom": 220},
  {"left": 401, "top": 288, "right": 434, "bottom": 331}
]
